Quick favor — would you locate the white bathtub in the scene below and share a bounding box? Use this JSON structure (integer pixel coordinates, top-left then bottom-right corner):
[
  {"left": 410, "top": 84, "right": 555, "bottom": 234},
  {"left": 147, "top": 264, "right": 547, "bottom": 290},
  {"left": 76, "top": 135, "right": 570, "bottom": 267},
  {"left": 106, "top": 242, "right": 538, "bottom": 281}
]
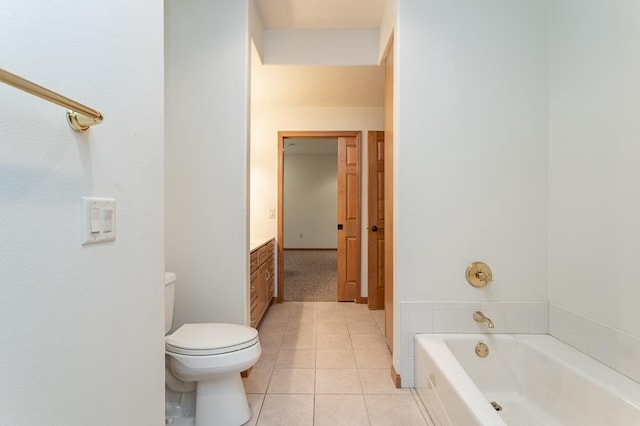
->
[{"left": 415, "top": 334, "right": 640, "bottom": 425}]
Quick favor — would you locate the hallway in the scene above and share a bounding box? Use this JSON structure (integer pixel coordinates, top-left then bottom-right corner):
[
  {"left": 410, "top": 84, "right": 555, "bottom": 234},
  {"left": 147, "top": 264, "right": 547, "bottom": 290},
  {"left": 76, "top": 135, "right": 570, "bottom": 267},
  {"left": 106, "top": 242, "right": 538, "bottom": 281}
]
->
[
  {"left": 283, "top": 250, "right": 337, "bottom": 302},
  {"left": 242, "top": 302, "right": 433, "bottom": 425}
]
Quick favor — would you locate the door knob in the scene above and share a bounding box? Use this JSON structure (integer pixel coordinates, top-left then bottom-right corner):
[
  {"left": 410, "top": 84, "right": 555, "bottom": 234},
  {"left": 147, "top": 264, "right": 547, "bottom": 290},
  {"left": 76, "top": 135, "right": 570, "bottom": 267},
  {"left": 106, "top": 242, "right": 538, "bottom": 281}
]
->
[{"left": 371, "top": 225, "right": 384, "bottom": 232}]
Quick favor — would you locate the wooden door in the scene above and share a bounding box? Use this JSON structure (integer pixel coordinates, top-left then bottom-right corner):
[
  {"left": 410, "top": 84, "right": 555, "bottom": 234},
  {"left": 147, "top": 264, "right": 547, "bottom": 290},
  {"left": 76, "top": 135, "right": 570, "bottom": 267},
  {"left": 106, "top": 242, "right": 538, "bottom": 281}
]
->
[
  {"left": 337, "top": 135, "right": 361, "bottom": 302},
  {"left": 367, "top": 131, "right": 385, "bottom": 309}
]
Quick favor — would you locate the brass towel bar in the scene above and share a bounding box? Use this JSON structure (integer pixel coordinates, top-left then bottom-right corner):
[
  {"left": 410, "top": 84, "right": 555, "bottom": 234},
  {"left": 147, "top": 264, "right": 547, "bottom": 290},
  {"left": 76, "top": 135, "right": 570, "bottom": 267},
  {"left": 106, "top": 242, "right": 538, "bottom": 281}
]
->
[{"left": 0, "top": 67, "right": 103, "bottom": 132}]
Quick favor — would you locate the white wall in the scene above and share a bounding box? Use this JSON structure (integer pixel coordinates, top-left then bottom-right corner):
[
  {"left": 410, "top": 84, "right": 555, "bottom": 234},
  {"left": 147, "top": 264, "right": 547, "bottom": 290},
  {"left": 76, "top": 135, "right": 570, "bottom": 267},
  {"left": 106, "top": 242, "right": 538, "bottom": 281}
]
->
[
  {"left": 250, "top": 106, "right": 384, "bottom": 296},
  {"left": 396, "top": 0, "right": 549, "bottom": 303},
  {"left": 264, "top": 30, "right": 379, "bottom": 65},
  {"left": 548, "top": 0, "right": 640, "bottom": 381},
  {"left": 395, "top": 0, "right": 549, "bottom": 385},
  {"left": 165, "top": 0, "right": 250, "bottom": 327},
  {"left": 0, "top": 1, "right": 164, "bottom": 424},
  {"left": 283, "top": 153, "right": 338, "bottom": 248}
]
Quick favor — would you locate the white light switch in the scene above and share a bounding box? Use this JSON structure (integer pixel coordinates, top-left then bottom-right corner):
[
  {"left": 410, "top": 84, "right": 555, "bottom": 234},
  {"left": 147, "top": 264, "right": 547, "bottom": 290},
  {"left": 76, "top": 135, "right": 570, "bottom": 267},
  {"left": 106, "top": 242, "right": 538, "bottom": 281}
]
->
[
  {"left": 103, "top": 208, "right": 114, "bottom": 233},
  {"left": 90, "top": 208, "right": 101, "bottom": 233},
  {"left": 82, "top": 197, "right": 116, "bottom": 245}
]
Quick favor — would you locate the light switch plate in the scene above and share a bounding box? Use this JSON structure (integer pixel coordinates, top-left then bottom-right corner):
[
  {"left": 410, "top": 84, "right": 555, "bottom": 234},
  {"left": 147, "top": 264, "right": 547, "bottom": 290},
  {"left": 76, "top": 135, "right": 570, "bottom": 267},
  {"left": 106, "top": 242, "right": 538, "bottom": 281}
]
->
[{"left": 81, "top": 197, "right": 116, "bottom": 245}]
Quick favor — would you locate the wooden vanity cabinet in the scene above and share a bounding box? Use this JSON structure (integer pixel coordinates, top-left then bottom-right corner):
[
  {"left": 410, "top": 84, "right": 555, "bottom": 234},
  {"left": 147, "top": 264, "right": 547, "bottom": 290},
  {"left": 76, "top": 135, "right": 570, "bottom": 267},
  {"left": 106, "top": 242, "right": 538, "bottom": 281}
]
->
[{"left": 250, "top": 239, "right": 275, "bottom": 328}]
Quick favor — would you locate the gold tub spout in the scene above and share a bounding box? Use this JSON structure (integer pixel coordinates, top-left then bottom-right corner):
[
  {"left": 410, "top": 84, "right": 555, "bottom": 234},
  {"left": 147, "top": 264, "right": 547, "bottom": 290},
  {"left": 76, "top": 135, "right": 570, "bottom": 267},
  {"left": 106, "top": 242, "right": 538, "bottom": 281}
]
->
[{"left": 473, "top": 311, "right": 494, "bottom": 328}]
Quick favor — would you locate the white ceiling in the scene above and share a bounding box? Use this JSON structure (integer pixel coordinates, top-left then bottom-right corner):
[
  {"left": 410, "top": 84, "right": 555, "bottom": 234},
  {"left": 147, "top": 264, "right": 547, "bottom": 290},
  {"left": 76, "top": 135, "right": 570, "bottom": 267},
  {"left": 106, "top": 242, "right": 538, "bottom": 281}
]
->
[{"left": 253, "top": 0, "right": 387, "bottom": 30}]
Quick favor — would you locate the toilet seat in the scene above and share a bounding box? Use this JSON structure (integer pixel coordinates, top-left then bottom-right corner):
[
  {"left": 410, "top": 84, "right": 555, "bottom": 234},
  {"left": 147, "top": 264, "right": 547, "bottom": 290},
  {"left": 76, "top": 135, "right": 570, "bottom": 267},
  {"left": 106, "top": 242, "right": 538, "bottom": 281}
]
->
[{"left": 166, "top": 323, "right": 259, "bottom": 356}]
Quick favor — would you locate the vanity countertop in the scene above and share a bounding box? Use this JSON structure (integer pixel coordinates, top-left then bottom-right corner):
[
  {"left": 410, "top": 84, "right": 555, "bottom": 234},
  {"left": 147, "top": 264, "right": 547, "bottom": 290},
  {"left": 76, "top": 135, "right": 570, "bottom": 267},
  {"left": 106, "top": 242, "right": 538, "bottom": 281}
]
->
[{"left": 250, "top": 237, "right": 275, "bottom": 253}]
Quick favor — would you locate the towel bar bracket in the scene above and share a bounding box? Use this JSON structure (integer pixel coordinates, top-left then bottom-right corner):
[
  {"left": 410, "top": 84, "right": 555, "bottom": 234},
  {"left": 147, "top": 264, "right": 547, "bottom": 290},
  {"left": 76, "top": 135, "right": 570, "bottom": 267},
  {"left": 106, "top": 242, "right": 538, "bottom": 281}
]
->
[{"left": 67, "top": 110, "right": 103, "bottom": 132}]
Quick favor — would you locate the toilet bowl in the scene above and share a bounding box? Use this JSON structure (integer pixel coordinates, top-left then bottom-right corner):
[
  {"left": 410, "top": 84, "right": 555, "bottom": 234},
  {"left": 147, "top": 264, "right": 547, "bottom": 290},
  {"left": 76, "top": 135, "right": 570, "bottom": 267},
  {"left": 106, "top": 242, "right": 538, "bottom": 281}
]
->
[{"left": 165, "top": 273, "right": 261, "bottom": 426}]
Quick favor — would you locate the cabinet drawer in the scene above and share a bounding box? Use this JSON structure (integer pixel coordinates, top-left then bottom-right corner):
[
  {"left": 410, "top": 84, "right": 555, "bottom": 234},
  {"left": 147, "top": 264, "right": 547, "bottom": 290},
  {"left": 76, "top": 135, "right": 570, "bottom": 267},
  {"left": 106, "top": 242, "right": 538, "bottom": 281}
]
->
[
  {"left": 258, "top": 241, "right": 274, "bottom": 265},
  {"left": 250, "top": 251, "right": 259, "bottom": 273}
]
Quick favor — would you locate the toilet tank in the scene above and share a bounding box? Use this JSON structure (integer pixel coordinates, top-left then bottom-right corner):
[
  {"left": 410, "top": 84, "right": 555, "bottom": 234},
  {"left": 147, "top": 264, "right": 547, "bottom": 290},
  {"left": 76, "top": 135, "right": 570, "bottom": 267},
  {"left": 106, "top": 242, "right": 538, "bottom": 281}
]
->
[{"left": 164, "top": 272, "right": 177, "bottom": 335}]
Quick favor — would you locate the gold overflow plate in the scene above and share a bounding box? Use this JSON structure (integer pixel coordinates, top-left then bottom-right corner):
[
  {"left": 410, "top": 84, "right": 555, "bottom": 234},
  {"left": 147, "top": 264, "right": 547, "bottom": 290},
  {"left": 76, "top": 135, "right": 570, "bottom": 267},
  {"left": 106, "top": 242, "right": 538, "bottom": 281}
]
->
[
  {"left": 466, "top": 261, "right": 493, "bottom": 288},
  {"left": 475, "top": 342, "right": 489, "bottom": 357}
]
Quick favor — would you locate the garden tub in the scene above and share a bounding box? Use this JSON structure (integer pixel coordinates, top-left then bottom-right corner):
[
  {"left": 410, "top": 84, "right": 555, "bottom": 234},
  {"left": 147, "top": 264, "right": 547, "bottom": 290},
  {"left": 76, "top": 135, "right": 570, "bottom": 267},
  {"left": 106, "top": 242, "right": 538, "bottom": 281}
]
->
[{"left": 415, "top": 334, "right": 640, "bottom": 425}]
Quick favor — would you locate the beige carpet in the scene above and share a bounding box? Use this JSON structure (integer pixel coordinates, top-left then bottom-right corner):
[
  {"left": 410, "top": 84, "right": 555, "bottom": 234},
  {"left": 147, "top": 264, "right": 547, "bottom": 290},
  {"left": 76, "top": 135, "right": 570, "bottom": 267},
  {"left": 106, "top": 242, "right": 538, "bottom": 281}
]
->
[{"left": 283, "top": 250, "right": 337, "bottom": 302}]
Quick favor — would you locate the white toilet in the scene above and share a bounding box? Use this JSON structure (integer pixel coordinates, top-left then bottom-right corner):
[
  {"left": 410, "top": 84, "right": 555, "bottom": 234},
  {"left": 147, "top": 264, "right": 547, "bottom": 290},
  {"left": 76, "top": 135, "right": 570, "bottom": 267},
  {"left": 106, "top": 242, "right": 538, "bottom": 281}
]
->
[{"left": 164, "top": 272, "right": 261, "bottom": 426}]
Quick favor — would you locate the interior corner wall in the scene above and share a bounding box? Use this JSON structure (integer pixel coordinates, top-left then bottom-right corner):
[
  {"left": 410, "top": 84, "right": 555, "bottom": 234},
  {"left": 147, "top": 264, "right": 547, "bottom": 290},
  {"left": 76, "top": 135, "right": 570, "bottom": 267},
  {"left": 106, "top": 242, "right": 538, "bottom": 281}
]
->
[
  {"left": 165, "top": 0, "right": 250, "bottom": 328},
  {"left": 395, "top": 0, "right": 549, "bottom": 303},
  {"left": 250, "top": 106, "right": 384, "bottom": 296},
  {"left": 249, "top": 0, "right": 265, "bottom": 62},
  {"left": 548, "top": 0, "right": 640, "bottom": 341},
  {"left": 0, "top": 0, "right": 164, "bottom": 424},
  {"left": 283, "top": 153, "right": 338, "bottom": 249},
  {"left": 378, "top": 0, "right": 397, "bottom": 62}
]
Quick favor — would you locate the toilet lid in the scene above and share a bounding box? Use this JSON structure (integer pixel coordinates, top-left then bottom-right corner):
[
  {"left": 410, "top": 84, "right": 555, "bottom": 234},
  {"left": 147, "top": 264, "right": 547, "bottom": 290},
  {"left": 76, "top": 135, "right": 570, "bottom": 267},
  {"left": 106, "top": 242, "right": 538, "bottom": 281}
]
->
[{"left": 166, "top": 323, "right": 259, "bottom": 356}]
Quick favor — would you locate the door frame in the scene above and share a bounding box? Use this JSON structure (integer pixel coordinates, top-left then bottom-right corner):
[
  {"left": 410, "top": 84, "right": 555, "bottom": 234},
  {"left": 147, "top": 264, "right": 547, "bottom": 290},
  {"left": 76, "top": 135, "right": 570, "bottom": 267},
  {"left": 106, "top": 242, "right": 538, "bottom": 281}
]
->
[
  {"left": 277, "top": 130, "right": 362, "bottom": 303},
  {"left": 383, "top": 36, "right": 395, "bottom": 355},
  {"left": 367, "top": 130, "right": 385, "bottom": 309}
]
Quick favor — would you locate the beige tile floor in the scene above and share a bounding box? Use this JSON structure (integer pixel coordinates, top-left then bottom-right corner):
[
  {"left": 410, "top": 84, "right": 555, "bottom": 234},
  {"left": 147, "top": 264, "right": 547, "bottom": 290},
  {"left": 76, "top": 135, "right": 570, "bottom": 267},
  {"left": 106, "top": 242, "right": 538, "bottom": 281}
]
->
[{"left": 242, "top": 302, "right": 435, "bottom": 426}]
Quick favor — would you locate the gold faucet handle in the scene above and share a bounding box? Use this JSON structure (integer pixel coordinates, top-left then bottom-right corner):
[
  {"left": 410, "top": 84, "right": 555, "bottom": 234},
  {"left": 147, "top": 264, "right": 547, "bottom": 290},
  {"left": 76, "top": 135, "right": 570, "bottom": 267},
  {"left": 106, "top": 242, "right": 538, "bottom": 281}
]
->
[{"left": 466, "top": 262, "right": 493, "bottom": 288}]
